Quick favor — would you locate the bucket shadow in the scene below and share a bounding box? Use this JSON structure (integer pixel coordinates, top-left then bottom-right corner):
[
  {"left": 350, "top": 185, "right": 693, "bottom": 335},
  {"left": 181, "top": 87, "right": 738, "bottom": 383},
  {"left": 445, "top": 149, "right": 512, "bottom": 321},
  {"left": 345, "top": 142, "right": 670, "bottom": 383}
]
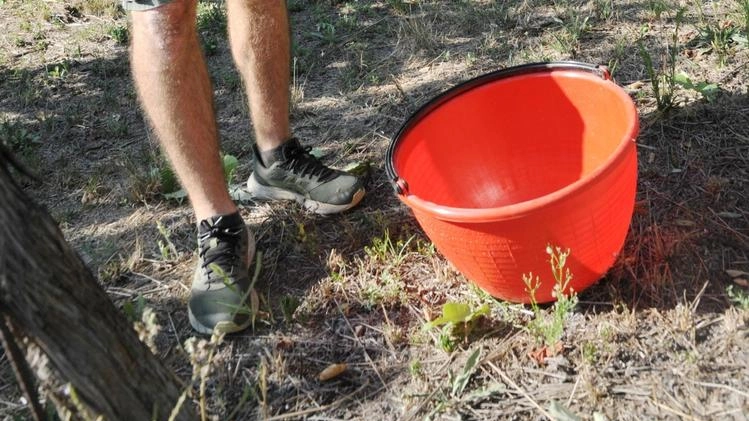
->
[{"left": 580, "top": 90, "right": 749, "bottom": 314}]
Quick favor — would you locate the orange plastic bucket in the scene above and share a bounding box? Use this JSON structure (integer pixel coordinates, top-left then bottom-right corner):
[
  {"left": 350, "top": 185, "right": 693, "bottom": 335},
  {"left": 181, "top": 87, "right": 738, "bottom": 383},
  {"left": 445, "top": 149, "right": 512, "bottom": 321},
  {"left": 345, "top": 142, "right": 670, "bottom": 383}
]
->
[{"left": 386, "top": 62, "right": 639, "bottom": 303}]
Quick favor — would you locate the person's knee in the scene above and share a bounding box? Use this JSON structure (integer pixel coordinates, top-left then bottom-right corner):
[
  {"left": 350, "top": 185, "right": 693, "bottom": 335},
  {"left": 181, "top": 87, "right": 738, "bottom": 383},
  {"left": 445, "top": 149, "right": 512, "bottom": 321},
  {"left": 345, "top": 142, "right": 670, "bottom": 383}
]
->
[{"left": 131, "top": 0, "right": 197, "bottom": 52}]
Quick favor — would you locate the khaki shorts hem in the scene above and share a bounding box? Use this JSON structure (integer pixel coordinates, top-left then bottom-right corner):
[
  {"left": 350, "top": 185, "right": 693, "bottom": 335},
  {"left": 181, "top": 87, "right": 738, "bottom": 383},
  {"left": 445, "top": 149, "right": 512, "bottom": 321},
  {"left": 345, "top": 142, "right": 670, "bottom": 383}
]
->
[{"left": 121, "top": 0, "right": 174, "bottom": 11}]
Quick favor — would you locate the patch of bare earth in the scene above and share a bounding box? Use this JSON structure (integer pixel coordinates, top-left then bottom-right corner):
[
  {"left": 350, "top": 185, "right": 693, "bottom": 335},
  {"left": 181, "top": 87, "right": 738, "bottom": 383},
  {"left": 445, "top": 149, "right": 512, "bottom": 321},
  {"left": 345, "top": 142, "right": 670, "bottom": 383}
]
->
[{"left": 1, "top": 0, "right": 747, "bottom": 420}]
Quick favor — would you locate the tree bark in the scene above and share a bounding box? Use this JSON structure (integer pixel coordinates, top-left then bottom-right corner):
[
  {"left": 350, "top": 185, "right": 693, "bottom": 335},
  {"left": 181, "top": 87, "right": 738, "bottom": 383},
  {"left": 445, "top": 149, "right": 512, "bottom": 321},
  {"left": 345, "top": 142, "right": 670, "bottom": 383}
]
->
[{"left": 0, "top": 146, "right": 196, "bottom": 421}]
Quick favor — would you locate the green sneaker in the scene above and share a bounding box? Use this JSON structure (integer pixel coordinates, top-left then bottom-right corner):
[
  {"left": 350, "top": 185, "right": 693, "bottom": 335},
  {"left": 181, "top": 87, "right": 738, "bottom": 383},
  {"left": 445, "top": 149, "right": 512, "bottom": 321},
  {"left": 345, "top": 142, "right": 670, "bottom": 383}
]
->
[
  {"left": 247, "top": 138, "right": 365, "bottom": 214},
  {"left": 188, "top": 213, "right": 255, "bottom": 334}
]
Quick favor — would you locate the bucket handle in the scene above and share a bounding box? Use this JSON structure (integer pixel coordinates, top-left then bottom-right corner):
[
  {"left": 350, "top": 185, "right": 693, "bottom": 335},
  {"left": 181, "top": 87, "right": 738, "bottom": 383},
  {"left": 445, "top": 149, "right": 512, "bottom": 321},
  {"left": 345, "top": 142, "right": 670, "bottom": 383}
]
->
[{"left": 385, "top": 61, "right": 611, "bottom": 195}]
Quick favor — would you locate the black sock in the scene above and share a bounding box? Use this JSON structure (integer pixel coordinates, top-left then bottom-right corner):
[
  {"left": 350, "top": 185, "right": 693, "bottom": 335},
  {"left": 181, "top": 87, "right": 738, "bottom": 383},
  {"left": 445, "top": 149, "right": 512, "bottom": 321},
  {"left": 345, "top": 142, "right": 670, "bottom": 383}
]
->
[{"left": 257, "top": 138, "right": 301, "bottom": 167}]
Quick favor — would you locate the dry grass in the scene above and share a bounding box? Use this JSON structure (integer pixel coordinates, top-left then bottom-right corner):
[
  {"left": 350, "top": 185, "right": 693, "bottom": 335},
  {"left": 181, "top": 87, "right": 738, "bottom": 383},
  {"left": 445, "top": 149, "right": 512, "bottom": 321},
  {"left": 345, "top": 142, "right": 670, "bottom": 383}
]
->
[{"left": 1, "top": 0, "right": 748, "bottom": 420}]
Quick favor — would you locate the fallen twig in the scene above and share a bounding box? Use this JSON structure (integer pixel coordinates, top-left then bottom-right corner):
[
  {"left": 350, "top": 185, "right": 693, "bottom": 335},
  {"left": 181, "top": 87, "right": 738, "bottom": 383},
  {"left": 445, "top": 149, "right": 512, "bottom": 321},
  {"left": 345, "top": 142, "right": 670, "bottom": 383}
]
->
[{"left": 487, "top": 361, "right": 553, "bottom": 420}]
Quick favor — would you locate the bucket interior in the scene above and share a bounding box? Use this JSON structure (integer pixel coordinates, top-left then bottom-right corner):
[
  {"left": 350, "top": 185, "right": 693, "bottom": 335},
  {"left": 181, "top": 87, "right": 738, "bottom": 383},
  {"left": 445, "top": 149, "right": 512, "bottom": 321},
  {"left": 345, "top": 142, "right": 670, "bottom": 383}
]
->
[{"left": 393, "top": 71, "right": 635, "bottom": 209}]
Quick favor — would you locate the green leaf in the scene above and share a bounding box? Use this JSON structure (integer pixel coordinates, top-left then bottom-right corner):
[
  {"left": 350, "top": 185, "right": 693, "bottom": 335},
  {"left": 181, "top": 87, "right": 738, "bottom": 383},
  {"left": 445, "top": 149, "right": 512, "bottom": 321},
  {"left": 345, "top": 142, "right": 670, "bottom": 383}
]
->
[
  {"left": 342, "top": 161, "right": 371, "bottom": 177},
  {"left": 228, "top": 184, "right": 253, "bottom": 202},
  {"left": 443, "top": 302, "right": 471, "bottom": 322},
  {"left": 468, "top": 303, "right": 490, "bottom": 321},
  {"left": 451, "top": 348, "right": 481, "bottom": 397},
  {"left": 695, "top": 82, "right": 719, "bottom": 102},
  {"left": 463, "top": 383, "right": 507, "bottom": 402},
  {"left": 672, "top": 73, "right": 693, "bottom": 89},
  {"left": 154, "top": 165, "right": 180, "bottom": 194},
  {"left": 424, "top": 302, "right": 490, "bottom": 330},
  {"left": 122, "top": 295, "right": 146, "bottom": 322},
  {"left": 222, "top": 154, "right": 239, "bottom": 183},
  {"left": 163, "top": 189, "right": 188, "bottom": 201},
  {"left": 424, "top": 302, "right": 471, "bottom": 329},
  {"left": 731, "top": 33, "right": 748, "bottom": 46},
  {"left": 549, "top": 401, "right": 582, "bottom": 421},
  {"left": 122, "top": 300, "right": 135, "bottom": 321},
  {"left": 308, "top": 147, "right": 326, "bottom": 159}
]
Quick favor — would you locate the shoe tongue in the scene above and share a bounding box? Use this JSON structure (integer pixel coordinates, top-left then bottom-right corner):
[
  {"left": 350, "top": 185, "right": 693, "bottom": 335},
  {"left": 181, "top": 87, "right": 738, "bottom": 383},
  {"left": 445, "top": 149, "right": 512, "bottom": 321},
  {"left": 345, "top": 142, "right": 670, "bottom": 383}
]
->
[
  {"left": 279, "top": 138, "right": 303, "bottom": 161},
  {"left": 199, "top": 212, "right": 243, "bottom": 234}
]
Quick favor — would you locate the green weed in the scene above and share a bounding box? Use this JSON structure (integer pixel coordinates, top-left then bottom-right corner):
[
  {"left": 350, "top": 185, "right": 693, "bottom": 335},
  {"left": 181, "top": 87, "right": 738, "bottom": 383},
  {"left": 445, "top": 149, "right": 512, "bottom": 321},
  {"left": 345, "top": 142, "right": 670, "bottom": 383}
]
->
[
  {"left": 523, "top": 246, "right": 578, "bottom": 348},
  {"left": 287, "top": 0, "right": 304, "bottom": 13},
  {"left": 386, "top": 0, "right": 410, "bottom": 14},
  {"left": 104, "top": 113, "right": 129, "bottom": 138},
  {"left": 593, "top": 0, "right": 615, "bottom": 21},
  {"left": 638, "top": 39, "right": 672, "bottom": 111},
  {"left": 338, "top": 8, "right": 359, "bottom": 31},
  {"left": 75, "top": 0, "right": 122, "bottom": 17},
  {"left": 46, "top": 62, "right": 69, "bottom": 79},
  {"left": 409, "top": 360, "right": 422, "bottom": 378},
  {"left": 606, "top": 35, "right": 628, "bottom": 78},
  {"left": 554, "top": 11, "right": 590, "bottom": 55},
  {"left": 399, "top": 12, "right": 439, "bottom": 53},
  {"left": 222, "top": 153, "right": 238, "bottom": 183},
  {"left": 673, "top": 73, "right": 719, "bottom": 102},
  {"left": 647, "top": 0, "right": 669, "bottom": 20},
  {"left": 156, "top": 221, "right": 178, "bottom": 261},
  {"left": 211, "top": 251, "right": 264, "bottom": 330},
  {"left": 196, "top": 0, "right": 226, "bottom": 56},
  {"left": 697, "top": 22, "right": 738, "bottom": 66},
  {"left": 122, "top": 294, "right": 147, "bottom": 323},
  {"left": 0, "top": 119, "right": 39, "bottom": 153},
  {"left": 726, "top": 285, "right": 749, "bottom": 310},
  {"left": 197, "top": 0, "right": 226, "bottom": 33},
  {"left": 108, "top": 24, "right": 128, "bottom": 45},
  {"left": 81, "top": 174, "right": 107, "bottom": 205},
  {"left": 692, "top": 1, "right": 743, "bottom": 65},
  {"left": 311, "top": 21, "right": 337, "bottom": 45},
  {"left": 155, "top": 164, "right": 180, "bottom": 195},
  {"left": 295, "top": 221, "right": 319, "bottom": 256},
  {"left": 364, "top": 229, "right": 415, "bottom": 266},
  {"left": 449, "top": 348, "right": 481, "bottom": 398},
  {"left": 421, "top": 348, "right": 485, "bottom": 419},
  {"left": 581, "top": 341, "right": 598, "bottom": 364},
  {"left": 638, "top": 10, "right": 684, "bottom": 112},
  {"left": 280, "top": 294, "right": 301, "bottom": 325},
  {"left": 357, "top": 241, "right": 406, "bottom": 302},
  {"left": 548, "top": 401, "right": 610, "bottom": 421},
  {"left": 424, "top": 302, "right": 490, "bottom": 352},
  {"left": 125, "top": 157, "right": 165, "bottom": 203},
  {"left": 360, "top": 266, "right": 403, "bottom": 308}
]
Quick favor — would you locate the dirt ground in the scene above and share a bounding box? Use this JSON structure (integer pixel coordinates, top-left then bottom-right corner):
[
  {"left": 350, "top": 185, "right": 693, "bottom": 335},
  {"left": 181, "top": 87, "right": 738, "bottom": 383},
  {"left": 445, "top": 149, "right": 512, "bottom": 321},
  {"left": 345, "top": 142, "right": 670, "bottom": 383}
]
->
[{"left": 1, "top": 0, "right": 748, "bottom": 420}]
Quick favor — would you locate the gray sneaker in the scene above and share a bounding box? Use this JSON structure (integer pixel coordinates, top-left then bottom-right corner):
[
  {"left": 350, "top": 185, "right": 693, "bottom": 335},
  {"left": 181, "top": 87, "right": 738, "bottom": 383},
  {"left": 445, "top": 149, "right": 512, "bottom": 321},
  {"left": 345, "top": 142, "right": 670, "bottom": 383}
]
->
[
  {"left": 188, "top": 213, "right": 255, "bottom": 334},
  {"left": 247, "top": 138, "right": 365, "bottom": 214}
]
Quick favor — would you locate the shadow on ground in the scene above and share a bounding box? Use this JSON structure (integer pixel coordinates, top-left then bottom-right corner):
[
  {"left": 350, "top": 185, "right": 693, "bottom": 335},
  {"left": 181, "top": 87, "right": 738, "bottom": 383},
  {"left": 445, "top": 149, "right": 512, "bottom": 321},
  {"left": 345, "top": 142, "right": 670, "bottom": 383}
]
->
[
  {"left": 582, "top": 90, "right": 749, "bottom": 314},
  {"left": 2, "top": 0, "right": 748, "bottom": 419}
]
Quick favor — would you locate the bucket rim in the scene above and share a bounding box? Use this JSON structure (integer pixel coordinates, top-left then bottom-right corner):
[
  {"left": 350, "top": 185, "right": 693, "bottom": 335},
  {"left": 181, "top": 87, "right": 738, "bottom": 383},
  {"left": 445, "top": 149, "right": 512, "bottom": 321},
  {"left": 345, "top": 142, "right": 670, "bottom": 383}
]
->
[{"left": 385, "top": 61, "right": 639, "bottom": 223}]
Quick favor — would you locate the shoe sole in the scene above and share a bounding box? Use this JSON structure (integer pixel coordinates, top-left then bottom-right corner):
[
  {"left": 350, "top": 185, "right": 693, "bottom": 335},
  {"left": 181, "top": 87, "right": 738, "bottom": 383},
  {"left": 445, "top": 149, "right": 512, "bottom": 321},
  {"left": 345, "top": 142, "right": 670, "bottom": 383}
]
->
[
  {"left": 188, "top": 228, "right": 256, "bottom": 335},
  {"left": 247, "top": 173, "right": 365, "bottom": 215},
  {"left": 188, "top": 310, "right": 252, "bottom": 335}
]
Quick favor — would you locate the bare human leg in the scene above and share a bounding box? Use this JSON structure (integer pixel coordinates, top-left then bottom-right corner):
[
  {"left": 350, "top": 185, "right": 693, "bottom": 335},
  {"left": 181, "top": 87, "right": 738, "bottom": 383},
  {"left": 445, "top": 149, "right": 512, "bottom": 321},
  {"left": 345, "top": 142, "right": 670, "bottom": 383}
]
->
[
  {"left": 129, "top": 0, "right": 256, "bottom": 335},
  {"left": 226, "top": 0, "right": 292, "bottom": 152},
  {"left": 130, "top": 0, "right": 236, "bottom": 222}
]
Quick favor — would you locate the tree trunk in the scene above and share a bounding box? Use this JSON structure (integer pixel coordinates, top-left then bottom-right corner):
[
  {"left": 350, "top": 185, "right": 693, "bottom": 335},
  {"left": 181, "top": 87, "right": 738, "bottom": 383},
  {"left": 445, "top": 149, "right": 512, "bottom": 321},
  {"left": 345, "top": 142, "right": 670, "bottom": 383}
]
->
[{"left": 0, "top": 146, "right": 196, "bottom": 421}]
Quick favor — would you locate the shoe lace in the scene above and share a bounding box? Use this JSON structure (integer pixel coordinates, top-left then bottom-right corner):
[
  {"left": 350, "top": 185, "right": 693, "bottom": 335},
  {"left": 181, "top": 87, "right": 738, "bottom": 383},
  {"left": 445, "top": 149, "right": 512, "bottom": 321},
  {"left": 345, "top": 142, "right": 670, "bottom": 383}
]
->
[
  {"left": 198, "top": 219, "right": 243, "bottom": 283},
  {"left": 280, "top": 144, "right": 336, "bottom": 182}
]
